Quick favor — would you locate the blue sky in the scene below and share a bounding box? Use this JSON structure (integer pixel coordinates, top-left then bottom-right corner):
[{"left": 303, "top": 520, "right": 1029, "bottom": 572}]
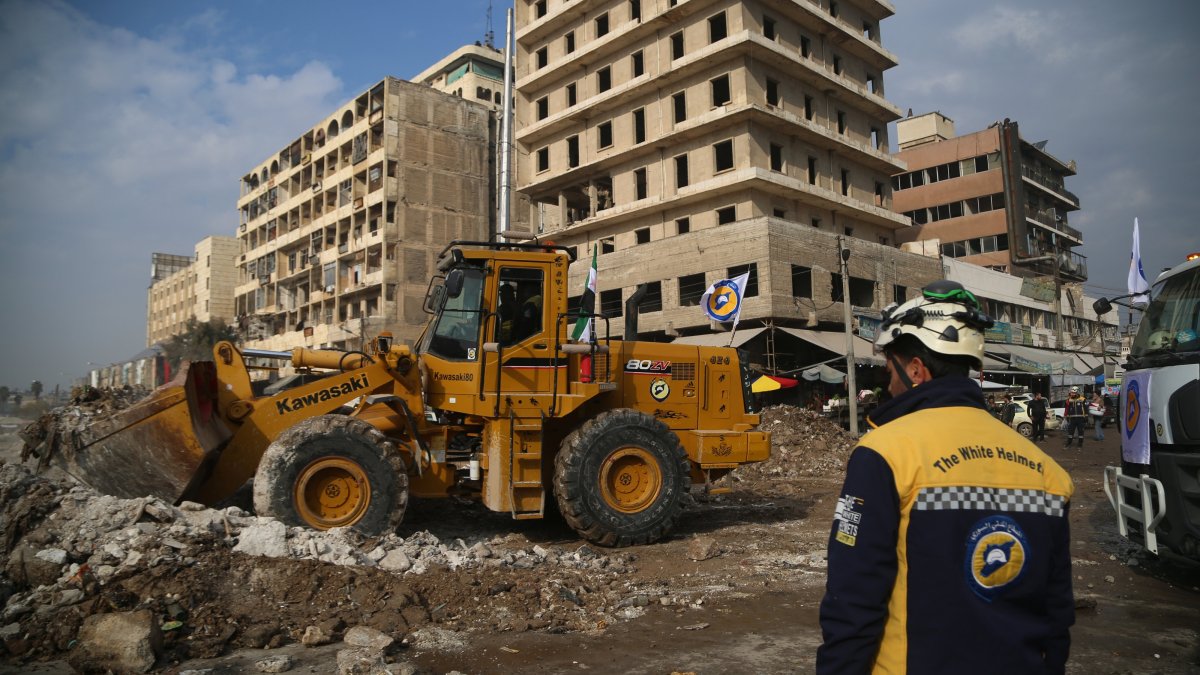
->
[{"left": 0, "top": 0, "right": 1197, "bottom": 391}]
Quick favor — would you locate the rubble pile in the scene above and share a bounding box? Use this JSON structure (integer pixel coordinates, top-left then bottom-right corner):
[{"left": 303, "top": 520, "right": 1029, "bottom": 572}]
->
[
  {"left": 736, "top": 405, "right": 857, "bottom": 480},
  {"left": 0, "top": 463, "right": 726, "bottom": 666},
  {"left": 18, "top": 385, "right": 149, "bottom": 470}
]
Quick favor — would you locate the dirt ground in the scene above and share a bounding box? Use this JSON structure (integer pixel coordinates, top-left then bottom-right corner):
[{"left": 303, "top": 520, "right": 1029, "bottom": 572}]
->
[{"left": 1, "top": 407, "right": 1198, "bottom": 674}]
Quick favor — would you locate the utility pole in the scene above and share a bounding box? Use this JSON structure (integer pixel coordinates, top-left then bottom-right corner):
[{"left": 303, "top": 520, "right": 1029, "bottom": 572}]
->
[
  {"left": 839, "top": 236, "right": 859, "bottom": 436},
  {"left": 1053, "top": 214, "right": 1065, "bottom": 350}
]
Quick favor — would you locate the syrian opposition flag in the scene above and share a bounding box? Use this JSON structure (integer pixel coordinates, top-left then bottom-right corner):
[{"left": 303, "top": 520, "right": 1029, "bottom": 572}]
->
[
  {"left": 571, "top": 244, "right": 598, "bottom": 342},
  {"left": 1128, "top": 218, "right": 1150, "bottom": 309}
]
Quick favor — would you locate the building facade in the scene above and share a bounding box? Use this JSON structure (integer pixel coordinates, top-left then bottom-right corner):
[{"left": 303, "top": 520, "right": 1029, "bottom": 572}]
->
[
  {"left": 513, "top": 0, "right": 941, "bottom": 344},
  {"left": 146, "top": 237, "right": 239, "bottom": 346},
  {"left": 892, "top": 112, "right": 1086, "bottom": 283},
  {"left": 234, "top": 77, "right": 494, "bottom": 351},
  {"left": 414, "top": 43, "right": 507, "bottom": 109}
]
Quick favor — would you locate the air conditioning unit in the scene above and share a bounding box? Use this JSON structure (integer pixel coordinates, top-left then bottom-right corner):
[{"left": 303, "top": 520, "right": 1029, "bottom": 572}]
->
[
  {"left": 353, "top": 197, "right": 364, "bottom": 210},
  {"left": 325, "top": 285, "right": 336, "bottom": 293},
  {"left": 302, "top": 153, "right": 312, "bottom": 165}
]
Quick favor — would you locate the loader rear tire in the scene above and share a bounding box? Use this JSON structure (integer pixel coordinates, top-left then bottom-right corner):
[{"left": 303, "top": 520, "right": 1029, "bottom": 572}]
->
[
  {"left": 554, "top": 409, "right": 689, "bottom": 547},
  {"left": 253, "top": 415, "right": 408, "bottom": 536}
]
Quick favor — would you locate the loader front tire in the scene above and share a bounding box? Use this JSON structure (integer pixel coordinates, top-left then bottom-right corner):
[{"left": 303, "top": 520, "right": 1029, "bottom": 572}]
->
[
  {"left": 253, "top": 415, "right": 408, "bottom": 536},
  {"left": 554, "top": 409, "right": 690, "bottom": 547}
]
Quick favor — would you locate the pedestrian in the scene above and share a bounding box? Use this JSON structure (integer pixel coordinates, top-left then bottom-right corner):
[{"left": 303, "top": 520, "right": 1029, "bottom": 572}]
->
[
  {"left": 1089, "top": 392, "right": 1106, "bottom": 441},
  {"left": 1064, "top": 387, "right": 1088, "bottom": 448},
  {"left": 817, "top": 280, "right": 1075, "bottom": 674},
  {"left": 1000, "top": 394, "right": 1017, "bottom": 427},
  {"left": 1028, "top": 391, "right": 1049, "bottom": 441}
]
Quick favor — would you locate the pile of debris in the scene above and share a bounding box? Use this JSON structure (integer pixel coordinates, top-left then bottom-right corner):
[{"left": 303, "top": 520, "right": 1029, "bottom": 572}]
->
[
  {"left": 17, "top": 386, "right": 149, "bottom": 471},
  {"left": 737, "top": 405, "right": 857, "bottom": 480}
]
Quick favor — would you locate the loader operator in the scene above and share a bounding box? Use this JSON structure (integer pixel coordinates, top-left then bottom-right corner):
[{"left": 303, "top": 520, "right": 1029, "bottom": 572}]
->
[{"left": 817, "top": 280, "right": 1075, "bottom": 674}]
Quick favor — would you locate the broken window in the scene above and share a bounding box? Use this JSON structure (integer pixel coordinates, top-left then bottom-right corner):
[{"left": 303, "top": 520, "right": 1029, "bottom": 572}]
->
[
  {"left": 598, "top": 121, "right": 613, "bottom": 149},
  {"left": 808, "top": 156, "right": 818, "bottom": 185},
  {"left": 537, "top": 147, "right": 549, "bottom": 172},
  {"left": 708, "top": 12, "right": 727, "bottom": 43},
  {"left": 673, "top": 92, "right": 687, "bottom": 123},
  {"left": 597, "top": 66, "right": 612, "bottom": 93},
  {"left": 537, "top": 96, "right": 549, "bottom": 120},
  {"left": 633, "top": 108, "right": 646, "bottom": 144},
  {"left": 766, "top": 79, "right": 780, "bottom": 106},
  {"left": 792, "top": 265, "right": 812, "bottom": 298},
  {"left": 634, "top": 168, "right": 647, "bottom": 200},
  {"left": 639, "top": 281, "right": 663, "bottom": 313},
  {"left": 770, "top": 143, "right": 783, "bottom": 172},
  {"left": 717, "top": 206, "right": 736, "bottom": 224},
  {"left": 764, "top": 16, "right": 777, "bottom": 40},
  {"left": 352, "top": 133, "right": 367, "bottom": 164},
  {"left": 671, "top": 31, "right": 684, "bottom": 60},
  {"left": 536, "top": 47, "right": 548, "bottom": 69},
  {"left": 711, "top": 75, "right": 730, "bottom": 106},
  {"left": 595, "top": 13, "right": 609, "bottom": 38},
  {"left": 600, "top": 288, "right": 622, "bottom": 317},
  {"left": 566, "top": 82, "right": 577, "bottom": 107},
  {"left": 676, "top": 217, "right": 690, "bottom": 234},
  {"left": 631, "top": 50, "right": 644, "bottom": 77},
  {"left": 713, "top": 139, "right": 734, "bottom": 172},
  {"left": 635, "top": 226, "right": 650, "bottom": 243},
  {"left": 679, "top": 273, "right": 706, "bottom": 306},
  {"left": 567, "top": 135, "right": 580, "bottom": 168},
  {"left": 675, "top": 154, "right": 689, "bottom": 188},
  {"left": 565, "top": 31, "right": 575, "bottom": 53}
]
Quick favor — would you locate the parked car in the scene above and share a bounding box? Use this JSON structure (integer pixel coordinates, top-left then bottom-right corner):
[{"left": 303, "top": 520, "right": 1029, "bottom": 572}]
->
[{"left": 1010, "top": 400, "right": 1061, "bottom": 438}]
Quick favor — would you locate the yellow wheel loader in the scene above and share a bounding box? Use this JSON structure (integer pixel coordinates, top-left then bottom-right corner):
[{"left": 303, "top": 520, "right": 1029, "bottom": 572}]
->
[{"left": 45, "top": 242, "right": 770, "bottom": 546}]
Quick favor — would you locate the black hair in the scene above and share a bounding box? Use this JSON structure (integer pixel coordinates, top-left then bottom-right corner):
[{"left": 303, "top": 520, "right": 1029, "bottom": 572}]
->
[{"left": 885, "top": 334, "right": 974, "bottom": 379}]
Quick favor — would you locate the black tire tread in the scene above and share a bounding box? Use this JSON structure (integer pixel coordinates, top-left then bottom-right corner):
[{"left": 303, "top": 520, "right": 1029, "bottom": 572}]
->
[{"left": 553, "top": 409, "right": 690, "bottom": 547}]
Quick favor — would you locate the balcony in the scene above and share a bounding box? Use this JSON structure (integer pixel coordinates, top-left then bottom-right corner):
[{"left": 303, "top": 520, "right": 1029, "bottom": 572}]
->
[
  {"left": 1015, "top": 236, "right": 1088, "bottom": 281},
  {"left": 1021, "top": 166, "right": 1079, "bottom": 209},
  {"left": 1024, "top": 206, "right": 1082, "bottom": 243}
]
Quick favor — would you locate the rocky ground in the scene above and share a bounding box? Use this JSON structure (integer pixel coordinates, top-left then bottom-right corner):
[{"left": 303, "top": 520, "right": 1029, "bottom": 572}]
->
[{"left": 1, "top": 403, "right": 1198, "bottom": 674}]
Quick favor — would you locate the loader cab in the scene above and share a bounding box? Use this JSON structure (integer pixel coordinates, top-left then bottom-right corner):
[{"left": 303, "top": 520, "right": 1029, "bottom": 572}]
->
[{"left": 418, "top": 242, "right": 574, "bottom": 418}]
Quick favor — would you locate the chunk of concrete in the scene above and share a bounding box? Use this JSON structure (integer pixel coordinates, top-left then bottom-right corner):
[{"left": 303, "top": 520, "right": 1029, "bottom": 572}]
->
[
  {"left": 301, "top": 624, "right": 333, "bottom": 646},
  {"left": 233, "top": 521, "right": 288, "bottom": 558},
  {"left": 68, "top": 609, "right": 162, "bottom": 673},
  {"left": 379, "top": 549, "right": 411, "bottom": 572},
  {"left": 255, "top": 654, "right": 293, "bottom": 672},
  {"left": 687, "top": 536, "right": 720, "bottom": 561},
  {"left": 344, "top": 625, "right": 394, "bottom": 651}
]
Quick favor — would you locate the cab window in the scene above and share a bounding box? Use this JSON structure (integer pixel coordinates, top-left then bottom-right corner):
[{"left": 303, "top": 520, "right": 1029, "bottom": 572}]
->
[
  {"left": 496, "top": 267, "right": 544, "bottom": 345},
  {"left": 426, "top": 268, "right": 485, "bottom": 360}
]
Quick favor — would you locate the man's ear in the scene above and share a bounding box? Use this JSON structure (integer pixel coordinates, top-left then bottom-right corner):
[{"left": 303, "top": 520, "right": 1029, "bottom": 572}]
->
[{"left": 907, "top": 355, "right": 931, "bottom": 385}]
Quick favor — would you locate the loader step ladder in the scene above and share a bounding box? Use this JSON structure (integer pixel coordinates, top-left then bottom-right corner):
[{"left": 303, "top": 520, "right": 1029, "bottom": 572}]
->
[
  {"left": 1102, "top": 465, "right": 1168, "bottom": 554},
  {"left": 508, "top": 410, "right": 545, "bottom": 520}
]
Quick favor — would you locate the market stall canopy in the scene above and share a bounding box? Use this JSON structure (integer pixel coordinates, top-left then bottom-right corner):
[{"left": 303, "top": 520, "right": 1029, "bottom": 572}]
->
[
  {"left": 671, "top": 327, "right": 766, "bottom": 348},
  {"left": 801, "top": 364, "right": 846, "bottom": 384},
  {"left": 751, "top": 374, "right": 801, "bottom": 393},
  {"left": 780, "top": 328, "right": 884, "bottom": 366}
]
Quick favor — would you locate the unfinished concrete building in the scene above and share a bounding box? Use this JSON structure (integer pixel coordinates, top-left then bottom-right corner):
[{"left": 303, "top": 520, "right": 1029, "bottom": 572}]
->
[
  {"left": 146, "top": 237, "right": 239, "bottom": 346},
  {"left": 234, "top": 77, "right": 493, "bottom": 351},
  {"left": 513, "top": 0, "right": 942, "bottom": 353},
  {"left": 414, "top": 43, "right": 507, "bottom": 109}
]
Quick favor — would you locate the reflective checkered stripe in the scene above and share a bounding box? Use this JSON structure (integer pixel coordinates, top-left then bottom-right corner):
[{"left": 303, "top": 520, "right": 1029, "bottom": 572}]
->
[{"left": 914, "top": 486, "right": 1067, "bottom": 517}]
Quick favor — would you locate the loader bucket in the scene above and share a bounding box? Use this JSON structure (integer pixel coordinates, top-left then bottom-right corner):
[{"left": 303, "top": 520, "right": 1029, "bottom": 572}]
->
[{"left": 54, "top": 361, "right": 233, "bottom": 502}]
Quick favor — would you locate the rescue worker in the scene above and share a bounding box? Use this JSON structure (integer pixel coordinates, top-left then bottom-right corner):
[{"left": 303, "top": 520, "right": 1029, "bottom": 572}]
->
[
  {"left": 817, "top": 280, "right": 1075, "bottom": 674},
  {"left": 1064, "top": 387, "right": 1088, "bottom": 448}
]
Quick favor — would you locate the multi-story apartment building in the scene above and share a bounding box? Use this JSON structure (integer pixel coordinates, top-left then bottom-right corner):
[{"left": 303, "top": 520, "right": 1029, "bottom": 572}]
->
[
  {"left": 233, "top": 77, "right": 494, "bottom": 351},
  {"left": 892, "top": 112, "right": 1086, "bottom": 283},
  {"left": 513, "top": 0, "right": 942, "bottom": 349},
  {"left": 146, "top": 236, "right": 239, "bottom": 346},
  {"left": 414, "top": 43, "right": 507, "bottom": 109}
]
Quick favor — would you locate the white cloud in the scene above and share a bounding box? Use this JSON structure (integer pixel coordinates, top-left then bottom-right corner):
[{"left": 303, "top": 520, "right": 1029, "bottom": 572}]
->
[
  {"left": 951, "top": 6, "right": 1070, "bottom": 64},
  {"left": 0, "top": 0, "right": 346, "bottom": 387}
]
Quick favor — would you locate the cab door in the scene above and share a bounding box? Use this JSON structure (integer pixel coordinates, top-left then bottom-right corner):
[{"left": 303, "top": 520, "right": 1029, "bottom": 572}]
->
[{"left": 483, "top": 264, "right": 561, "bottom": 415}]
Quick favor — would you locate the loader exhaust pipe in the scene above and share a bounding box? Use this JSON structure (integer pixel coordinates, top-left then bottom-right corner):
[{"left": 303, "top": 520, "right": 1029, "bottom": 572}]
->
[{"left": 624, "top": 284, "right": 648, "bottom": 341}]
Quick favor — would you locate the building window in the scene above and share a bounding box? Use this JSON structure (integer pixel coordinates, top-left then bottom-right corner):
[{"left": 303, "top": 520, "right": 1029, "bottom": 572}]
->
[
  {"left": 800, "top": 35, "right": 811, "bottom": 58},
  {"left": 763, "top": 16, "right": 777, "bottom": 40},
  {"left": 566, "top": 82, "right": 577, "bottom": 107},
  {"left": 766, "top": 79, "right": 780, "bottom": 106},
  {"left": 634, "top": 168, "right": 648, "bottom": 200},
  {"left": 867, "top": 75, "right": 877, "bottom": 94},
  {"left": 811, "top": 216, "right": 821, "bottom": 228},
  {"left": 711, "top": 74, "right": 731, "bottom": 106},
  {"left": 631, "top": 50, "right": 644, "bottom": 77},
  {"left": 833, "top": 55, "right": 842, "bottom": 75},
  {"left": 717, "top": 206, "right": 736, "bottom": 224},
  {"left": 841, "top": 169, "right": 850, "bottom": 196},
  {"left": 791, "top": 265, "right": 812, "bottom": 298},
  {"left": 675, "top": 154, "right": 689, "bottom": 188},
  {"left": 830, "top": 1, "right": 839, "bottom": 18},
  {"left": 537, "top": 147, "right": 549, "bottom": 172},
  {"left": 713, "top": 139, "right": 734, "bottom": 172},
  {"left": 727, "top": 263, "right": 759, "bottom": 297},
  {"left": 536, "top": 47, "right": 548, "bottom": 69},
  {"left": 536, "top": 96, "right": 549, "bottom": 120},
  {"left": 639, "top": 281, "right": 663, "bottom": 313},
  {"left": 595, "top": 13, "right": 609, "bottom": 38},
  {"left": 535, "top": 0, "right": 547, "bottom": 19},
  {"left": 770, "top": 143, "right": 783, "bottom": 171},
  {"left": 831, "top": 273, "right": 843, "bottom": 302},
  {"left": 671, "top": 31, "right": 684, "bottom": 60},
  {"left": 673, "top": 91, "right": 687, "bottom": 123},
  {"left": 774, "top": 208, "right": 787, "bottom": 218},
  {"left": 870, "top": 127, "right": 881, "bottom": 149},
  {"left": 708, "top": 12, "right": 727, "bottom": 43},
  {"left": 597, "top": 66, "right": 612, "bottom": 93},
  {"left": 679, "top": 273, "right": 706, "bottom": 305},
  {"left": 804, "top": 95, "right": 814, "bottom": 121},
  {"left": 874, "top": 181, "right": 884, "bottom": 206},
  {"left": 567, "top": 135, "right": 580, "bottom": 168},
  {"left": 636, "top": 226, "right": 650, "bottom": 244},
  {"left": 565, "top": 31, "right": 576, "bottom": 53},
  {"left": 837, "top": 110, "right": 847, "bottom": 134},
  {"left": 633, "top": 108, "right": 646, "bottom": 144},
  {"left": 630, "top": 0, "right": 641, "bottom": 22},
  {"left": 808, "top": 156, "right": 818, "bottom": 185},
  {"left": 893, "top": 284, "right": 907, "bottom": 304},
  {"left": 598, "top": 121, "right": 613, "bottom": 149},
  {"left": 600, "top": 288, "right": 623, "bottom": 317},
  {"left": 676, "top": 217, "right": 690, "bottom": 234}
]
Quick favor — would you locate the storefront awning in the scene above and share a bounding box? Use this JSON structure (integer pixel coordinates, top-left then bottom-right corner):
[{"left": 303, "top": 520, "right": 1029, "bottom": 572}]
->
[
  {"left": 801, "top": 364, "right": 846, "bottom": 384},
  {"left": 671, "top": 327, "right": 765, "bottom": 348},
  {"left": 751, "top": 374, "right": 801, "bottom": 393},
  {"left": 779, "top": 328, "right": 885, "bottom": 366}
]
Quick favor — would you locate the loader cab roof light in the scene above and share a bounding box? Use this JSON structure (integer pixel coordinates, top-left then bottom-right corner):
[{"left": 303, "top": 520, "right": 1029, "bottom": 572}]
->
[{"left": 1187, "top": 252, "right": 1200, "bottom": 261}]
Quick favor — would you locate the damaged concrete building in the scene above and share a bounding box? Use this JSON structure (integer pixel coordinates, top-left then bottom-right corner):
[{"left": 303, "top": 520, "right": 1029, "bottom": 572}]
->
[
  {"left": 513, "top": 0, "right": 942, "bottom": 365},
  {"left": 233, "top": 77, "right": 494, "bottom": 351}
]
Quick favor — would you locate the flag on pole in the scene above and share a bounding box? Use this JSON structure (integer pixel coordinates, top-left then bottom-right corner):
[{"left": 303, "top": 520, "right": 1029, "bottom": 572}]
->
[
  {"left": 700, "top": 270, "right": 751, "bottom": 329},
  {"left": 571, "top": 245, "right": 598, "bottom": 342},
  {"left": 1128, "top": 218, "right": 1150, "bottom": 309}
]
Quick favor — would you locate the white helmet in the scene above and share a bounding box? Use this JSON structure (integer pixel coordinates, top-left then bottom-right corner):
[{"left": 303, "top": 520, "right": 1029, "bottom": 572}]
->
[
  {"left": 874, "top": 280, "right": 993, "bottom": 369},
  {"left": 1070, "top": 386, "right": 1080, "bottom": 394}
]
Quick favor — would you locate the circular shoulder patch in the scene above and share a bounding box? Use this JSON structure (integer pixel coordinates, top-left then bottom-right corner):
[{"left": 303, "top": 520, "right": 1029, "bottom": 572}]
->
[{"left": 964, "top": 515, "right": 1028, "bottom": 601}]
